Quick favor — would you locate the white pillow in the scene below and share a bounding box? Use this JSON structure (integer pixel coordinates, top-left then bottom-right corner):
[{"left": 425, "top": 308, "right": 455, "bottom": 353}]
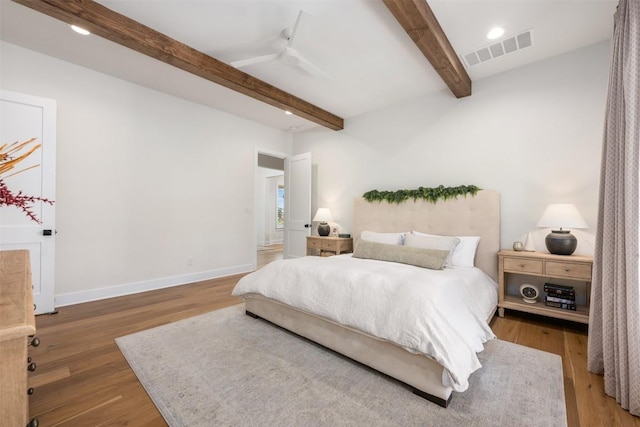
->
[
  {"left": 360, "top": 230, "right": 405, "bottom": 245},
  {"left": 403, "top": 233, "right": 460, "bottom": 267},
  {"left": 412, "top": 231, "right": 481, "bottom": 267}
]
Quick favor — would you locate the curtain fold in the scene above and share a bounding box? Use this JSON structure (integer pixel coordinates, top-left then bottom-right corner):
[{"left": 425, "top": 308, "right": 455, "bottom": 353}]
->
[{"left": 587, "top": 0, "right": 640, "bottom": 416}]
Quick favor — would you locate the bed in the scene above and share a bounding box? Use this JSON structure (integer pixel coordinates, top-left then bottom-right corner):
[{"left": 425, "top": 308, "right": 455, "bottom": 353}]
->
[{"left": 233, "top": 190, "right": 500, "bottom": 407}]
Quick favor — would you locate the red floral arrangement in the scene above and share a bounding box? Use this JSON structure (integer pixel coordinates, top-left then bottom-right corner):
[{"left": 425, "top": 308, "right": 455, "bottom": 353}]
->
[{"left": 0, "top": 138, "right": 54, "bottom": 223}]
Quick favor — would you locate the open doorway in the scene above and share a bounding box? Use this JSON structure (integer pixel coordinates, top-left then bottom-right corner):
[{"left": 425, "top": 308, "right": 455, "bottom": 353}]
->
[{"left": 255, "top": 151, "right": 285, "bottom": 267}]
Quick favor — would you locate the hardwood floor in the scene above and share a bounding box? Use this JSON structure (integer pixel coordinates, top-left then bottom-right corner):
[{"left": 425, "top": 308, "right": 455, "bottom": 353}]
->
[
  {"left": 27, "top": 249, "right": 638, "bottom": 426},
  {"left": 257, "top": 243, "right": 283, "bottom": 268}
]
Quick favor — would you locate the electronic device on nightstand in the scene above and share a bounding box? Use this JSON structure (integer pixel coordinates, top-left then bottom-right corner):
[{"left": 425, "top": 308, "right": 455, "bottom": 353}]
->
[{"left": 520, "top": 283, "right": 540, "bottom": 303}]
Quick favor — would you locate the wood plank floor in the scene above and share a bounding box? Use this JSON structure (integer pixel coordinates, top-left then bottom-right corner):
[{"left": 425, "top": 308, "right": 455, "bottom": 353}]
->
[{"left": 27, "top": 248, "right": 639, "bottom": 426}]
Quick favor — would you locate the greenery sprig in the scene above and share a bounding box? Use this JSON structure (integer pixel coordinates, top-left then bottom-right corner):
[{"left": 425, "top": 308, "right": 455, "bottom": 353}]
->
[{"left": 362, "top": 185, "right": 480, "bottom": 204}]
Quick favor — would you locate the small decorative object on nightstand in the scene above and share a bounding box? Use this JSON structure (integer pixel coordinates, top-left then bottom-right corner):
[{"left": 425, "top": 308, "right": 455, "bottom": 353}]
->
[
  {"left": 523, "top": 232, "right": 535, "bottom": 251},
  {"left": 519, "top": 284, "right": 540, "bottom": 303},
  {"left": 313, "top": 208, "right": 333, "bottom": 236},
  {"left": 536, "top": 203, "right": 588, "bottom": 255}
]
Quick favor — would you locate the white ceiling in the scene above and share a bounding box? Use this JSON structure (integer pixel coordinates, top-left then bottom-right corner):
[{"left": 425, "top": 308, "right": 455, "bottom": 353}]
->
[{"left": 0, "top": 0, "right": 618, "bottom": 133}]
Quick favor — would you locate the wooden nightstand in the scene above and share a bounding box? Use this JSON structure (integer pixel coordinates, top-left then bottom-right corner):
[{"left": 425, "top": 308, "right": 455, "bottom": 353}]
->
[
  {"left": 306, "top": 236, "right": 353, "bottom": 257},
  {"left": 498, "top": 250, "right": 593, "bottom": 324}
]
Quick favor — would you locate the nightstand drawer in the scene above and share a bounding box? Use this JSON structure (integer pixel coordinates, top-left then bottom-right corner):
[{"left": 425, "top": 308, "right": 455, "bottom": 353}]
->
[
  {"left": 503, "top": 257, "right": 543, "bottom": 274},
  {"left": 321, "top": 241, "right": 335, "bottom": 250},
  {"left": 545, "top": 261, "right": 592, "bottom": 280},
  {"left": 307, "top": 240, "right": 322, "bottom": 250}
]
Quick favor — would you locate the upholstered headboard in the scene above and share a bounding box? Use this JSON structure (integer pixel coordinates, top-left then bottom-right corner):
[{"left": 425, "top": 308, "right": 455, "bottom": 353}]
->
[{"left": 353, "top": 190, "right": 500, "bottom": 282}]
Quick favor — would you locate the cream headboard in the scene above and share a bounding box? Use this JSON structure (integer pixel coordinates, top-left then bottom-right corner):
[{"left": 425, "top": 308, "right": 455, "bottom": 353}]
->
[{"left": 353, "top": 190, "right": 500, "bottom": 282}]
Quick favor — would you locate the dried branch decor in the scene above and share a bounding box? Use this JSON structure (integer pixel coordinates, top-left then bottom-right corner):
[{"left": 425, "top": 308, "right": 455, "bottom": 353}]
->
[
  {"left": 0, "top": 138, "right": 54, "bottom": 223},
  {"left": 363, "top": 185, "right": 480, "bottom": 204}
]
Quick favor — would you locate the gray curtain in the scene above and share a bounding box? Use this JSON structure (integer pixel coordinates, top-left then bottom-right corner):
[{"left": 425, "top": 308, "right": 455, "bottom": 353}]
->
[{"left": 587, "top": 0, "right": 640, "bottom": 416}]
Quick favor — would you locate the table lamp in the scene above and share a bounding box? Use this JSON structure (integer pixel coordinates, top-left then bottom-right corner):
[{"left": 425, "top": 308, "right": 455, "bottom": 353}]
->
[
  {"left": 536, "top": 203, "right": 587, "bottom": 255},
  {"left": 313, "top": 208, "right": 333, "bottom": 236}
]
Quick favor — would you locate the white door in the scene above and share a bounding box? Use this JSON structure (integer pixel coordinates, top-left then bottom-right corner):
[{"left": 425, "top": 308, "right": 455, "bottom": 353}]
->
[
  {"left": 284, "top": 152, "right": 312, "bottom": 258},
  {"left": 0, "top": 90, "right": 57, "bottom": 314}
]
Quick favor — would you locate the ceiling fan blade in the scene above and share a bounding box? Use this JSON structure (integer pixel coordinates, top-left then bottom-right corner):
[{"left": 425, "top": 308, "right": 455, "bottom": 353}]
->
[
  {"left": 287, "top": 10, "right": 314, "bottom": 48},
  {"left": 282, "top": 47, "right": 328, "bottom": 79},
  {"left": 296, "top": 54, "right": 329, "bottom": 80},
  {"left": 230, "top": 53, "right": 279, "bottom": 68}
]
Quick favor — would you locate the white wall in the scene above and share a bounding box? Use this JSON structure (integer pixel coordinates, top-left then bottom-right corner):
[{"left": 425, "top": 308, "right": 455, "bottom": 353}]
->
[
  {"left": 0, "top": 41, "right": 292, "bottom": 305},
  {"left": 293, "top": 42, "right": 610, "bottom": 255}
]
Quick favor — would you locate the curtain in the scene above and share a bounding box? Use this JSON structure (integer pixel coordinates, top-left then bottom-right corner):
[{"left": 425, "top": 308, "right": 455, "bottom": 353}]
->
[{"left": 587, "top": 0, "right": 640, "bottom": 416}]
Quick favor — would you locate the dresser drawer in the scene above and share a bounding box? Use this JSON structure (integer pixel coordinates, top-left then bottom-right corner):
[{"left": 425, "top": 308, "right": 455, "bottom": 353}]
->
[
  {"left": 545, "top": 261, "right": 592, "bottom": 280},
  {"left": 503, "top": 257, "right": 544, "bottom": 274}
]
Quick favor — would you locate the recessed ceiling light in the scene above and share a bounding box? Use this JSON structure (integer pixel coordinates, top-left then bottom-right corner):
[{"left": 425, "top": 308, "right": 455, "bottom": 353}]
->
[
  {"left": 284, "top": 110, "right": 293, "bottom": 115},
  {"left": 70, "top": 25, "right": 90, "bottom": 35},
  {"left": 487, "top": 27, "right": 505, "bottom": 40}
]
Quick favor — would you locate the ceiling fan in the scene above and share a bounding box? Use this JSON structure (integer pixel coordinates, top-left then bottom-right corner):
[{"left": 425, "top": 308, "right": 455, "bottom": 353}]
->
[{"left": 230, "top": 10, "right": 328, "bottom": 79}]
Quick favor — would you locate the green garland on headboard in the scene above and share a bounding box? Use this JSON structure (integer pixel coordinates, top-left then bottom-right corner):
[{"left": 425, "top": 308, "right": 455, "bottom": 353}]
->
[{"left": 362, "top": 185, "right": 480, "bottom": 204}]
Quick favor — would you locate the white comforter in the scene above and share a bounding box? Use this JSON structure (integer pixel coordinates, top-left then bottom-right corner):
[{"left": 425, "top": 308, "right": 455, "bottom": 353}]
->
[{"left": 232, "top": 254, "right": 497, "bottom": 392}]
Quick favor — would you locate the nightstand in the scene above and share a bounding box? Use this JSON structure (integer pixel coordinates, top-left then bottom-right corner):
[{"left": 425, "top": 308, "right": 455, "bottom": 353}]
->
[
  {"left": 306, "top": 236, "right": 353, "bottom": 257},
  {"left": 498, "top": 250, "right": 593, "bottom": 324}
]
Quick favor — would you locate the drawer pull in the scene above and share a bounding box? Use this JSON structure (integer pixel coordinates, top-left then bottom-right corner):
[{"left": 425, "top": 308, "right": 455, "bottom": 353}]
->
[
  {"left": 28, "top": 387, "right": 34, "bottom": 395},
  {"left": 29, "top": 337, "right": 40, "bottom": 347},
  {"left": 27, "top": 362, "right": 37, "bottom": 372},
  {"left": 28, "top": 418, "right": 39, "bottom": 427}
]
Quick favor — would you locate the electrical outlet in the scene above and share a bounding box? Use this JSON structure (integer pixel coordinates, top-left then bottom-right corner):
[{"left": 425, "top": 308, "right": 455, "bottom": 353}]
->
[{"left": 187, "top": 257, "right": 194, "bottom": 266}]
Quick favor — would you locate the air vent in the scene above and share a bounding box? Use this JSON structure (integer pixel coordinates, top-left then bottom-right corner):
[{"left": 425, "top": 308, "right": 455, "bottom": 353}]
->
[{"left": 462, "top": 29, "right": 534, "bottom": 68}]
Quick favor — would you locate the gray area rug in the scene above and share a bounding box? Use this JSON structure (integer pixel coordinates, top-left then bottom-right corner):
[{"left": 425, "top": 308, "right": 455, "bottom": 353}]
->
[{"left": 116, "top": 304, "right": 567, "bottom": 427}]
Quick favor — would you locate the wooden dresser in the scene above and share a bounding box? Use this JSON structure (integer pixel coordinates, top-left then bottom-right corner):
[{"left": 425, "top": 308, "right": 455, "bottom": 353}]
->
[{"left": 1, "top": 250, "right": 38, "bottom": 427}]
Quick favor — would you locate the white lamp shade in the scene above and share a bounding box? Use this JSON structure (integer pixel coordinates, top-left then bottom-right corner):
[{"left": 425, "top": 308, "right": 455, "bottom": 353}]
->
[
  {"left": 313, "top": 208, "right": 333, "bottom": 222},
  {"left": 536, "top": 203, "right": 587, "bottom": 229}
]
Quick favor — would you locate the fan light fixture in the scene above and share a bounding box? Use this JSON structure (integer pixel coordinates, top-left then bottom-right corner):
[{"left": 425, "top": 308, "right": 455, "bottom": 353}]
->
[
  {"left": 313, "top": 208, "right": 333, "bottom": 236},
  {"left": 536, "top": 203, "right": 587, "bottom": 255}
]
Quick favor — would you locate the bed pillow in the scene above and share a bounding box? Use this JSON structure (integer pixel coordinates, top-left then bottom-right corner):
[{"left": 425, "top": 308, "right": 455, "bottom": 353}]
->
[
  {"left": 412, "top": 231, "right": 481, "bottom": 268},
  {"left": 352, "top": 239, "right": 448, "bottom": 270},
  {"left": 403, "top": 233, "right": 460, "bottom": 267},
  {"left": 360, "top": 230, "right": 405, "bottom": 245}
]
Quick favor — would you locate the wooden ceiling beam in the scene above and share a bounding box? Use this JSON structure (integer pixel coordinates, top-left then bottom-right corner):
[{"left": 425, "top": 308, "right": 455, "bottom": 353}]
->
[
  {"left": 12, "top": 0, "right": 344, "bottom": 131},
  {"left": 383, "top": 0, "right": 472, "bottom": 98}
]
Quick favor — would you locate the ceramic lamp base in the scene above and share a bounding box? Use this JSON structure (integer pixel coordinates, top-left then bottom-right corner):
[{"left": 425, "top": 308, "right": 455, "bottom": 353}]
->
[
  {"left": 545, "top": 230, "right": 577, "bottom": 255},
  {"left": 317, "top": 222, "right": 330, "bottom": 236}
]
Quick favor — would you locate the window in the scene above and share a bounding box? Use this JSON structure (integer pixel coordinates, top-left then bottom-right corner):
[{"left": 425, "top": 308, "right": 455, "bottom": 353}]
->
[{"left": 276, "top": 184, "right": 284, "bottom": 229}]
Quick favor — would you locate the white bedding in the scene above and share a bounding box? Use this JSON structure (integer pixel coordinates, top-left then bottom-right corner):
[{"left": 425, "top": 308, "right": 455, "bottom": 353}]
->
[{"left": 232, "top": 254, "right": 498, "bottom": 392}]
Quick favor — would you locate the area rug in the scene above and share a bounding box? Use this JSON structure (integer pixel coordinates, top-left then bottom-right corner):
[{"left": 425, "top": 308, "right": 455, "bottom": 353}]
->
[{"left": 116, "top": 304, "right": 567, "bottom": 427}]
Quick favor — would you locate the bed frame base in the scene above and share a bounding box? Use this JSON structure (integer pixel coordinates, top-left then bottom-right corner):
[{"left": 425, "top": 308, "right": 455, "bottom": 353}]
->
[
  {"left": 245, "top": 310, "right": 451, "bottom": 408},
  {"left": 245, "top": 310, "right": 260, "bottom": 319},
  {"left": 412, "top": 387, "right": 452, "bottom": 408},
  {"left": 243, "top": 297, "right": 454, "bottom": 408}
]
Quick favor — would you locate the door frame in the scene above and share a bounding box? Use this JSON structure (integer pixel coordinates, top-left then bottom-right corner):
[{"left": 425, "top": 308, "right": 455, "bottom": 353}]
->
[
  {"left": 0, "top": 89, "right": 57, "bottom": 314},
  {"left": 253, "top": 147, "right": 288, "bottom": 270}
]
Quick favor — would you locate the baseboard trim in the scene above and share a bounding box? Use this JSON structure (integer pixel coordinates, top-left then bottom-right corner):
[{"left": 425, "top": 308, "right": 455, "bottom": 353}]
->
[
  {"left": 257, "top": 239, "right": 284, "bottom": 247},
  {"left": 54, "top": 264, "right": 253, "bottom": 308}
]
